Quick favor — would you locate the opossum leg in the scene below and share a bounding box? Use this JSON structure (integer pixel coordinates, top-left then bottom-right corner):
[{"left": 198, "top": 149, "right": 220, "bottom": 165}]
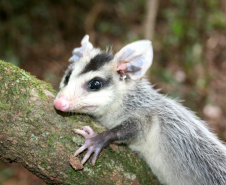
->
[{"left": 74, "top": 121, "right": 139, "bottom": 165}]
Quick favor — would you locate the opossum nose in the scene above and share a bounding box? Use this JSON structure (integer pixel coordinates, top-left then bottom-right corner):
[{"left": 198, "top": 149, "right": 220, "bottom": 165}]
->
[{"left": 54, "top": 98, "right": 69, "bottom": 112}]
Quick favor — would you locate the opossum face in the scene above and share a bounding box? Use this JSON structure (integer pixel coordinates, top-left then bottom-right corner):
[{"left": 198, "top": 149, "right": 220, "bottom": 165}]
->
[
  {"left": 54, "top": 35, "right": 153, "bottom": 116},
  {"left": 55, "top": 52, "right": 116, "bottom": 114}
]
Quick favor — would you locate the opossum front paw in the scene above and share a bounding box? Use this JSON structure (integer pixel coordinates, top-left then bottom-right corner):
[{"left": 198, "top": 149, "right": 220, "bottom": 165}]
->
[{"left": 74, "top": 126, "right": 104, "bottom": 165}]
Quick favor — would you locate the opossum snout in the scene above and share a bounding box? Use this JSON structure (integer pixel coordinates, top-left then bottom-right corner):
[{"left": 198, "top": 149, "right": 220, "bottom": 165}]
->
[{"left": 54, "top": 97, "right": 70, "bottom": 112}]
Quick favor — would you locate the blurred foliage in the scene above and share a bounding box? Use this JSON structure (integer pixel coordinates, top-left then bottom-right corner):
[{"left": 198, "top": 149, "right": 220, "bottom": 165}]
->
[
  {"left": 153, "top": 0, "right": 226, "bottom": 111},
  {"left": 0, "top": 163, "right": 14, "bottom": 183},
  {"left": 0, "top": 0, "right": 145, "bottom": 66}
]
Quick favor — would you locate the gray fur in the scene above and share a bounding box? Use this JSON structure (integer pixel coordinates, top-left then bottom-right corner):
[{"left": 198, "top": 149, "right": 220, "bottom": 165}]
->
[{"left": 98, "top": 78, "right": 226, "bottom": 185}]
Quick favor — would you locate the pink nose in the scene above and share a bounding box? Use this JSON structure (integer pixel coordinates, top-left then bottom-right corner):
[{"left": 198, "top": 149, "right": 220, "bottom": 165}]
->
[{"left": 54, "top": 97, "right": 70, "bottom": 112}]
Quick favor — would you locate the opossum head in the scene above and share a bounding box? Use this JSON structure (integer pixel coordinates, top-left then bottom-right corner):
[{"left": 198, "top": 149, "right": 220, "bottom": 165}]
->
[{"left": 54, "top": 35, "right": 153, "bottom": 116}]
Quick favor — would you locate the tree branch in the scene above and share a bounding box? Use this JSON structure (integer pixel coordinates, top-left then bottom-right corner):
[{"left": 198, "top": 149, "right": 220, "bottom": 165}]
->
[{"left": 0, "top": 60, "right": 160, "bottom": 184}]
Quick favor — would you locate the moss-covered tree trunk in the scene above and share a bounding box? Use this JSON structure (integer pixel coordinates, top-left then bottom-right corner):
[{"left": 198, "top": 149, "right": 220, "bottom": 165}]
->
[{"left": 0, "top": 60, "right": 160, "bottom": 185}]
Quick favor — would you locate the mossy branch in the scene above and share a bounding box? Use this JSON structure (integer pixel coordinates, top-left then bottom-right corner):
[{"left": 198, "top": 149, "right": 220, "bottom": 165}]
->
[{"left": 0, "top": 60, "right": 160, "bottom": 185}]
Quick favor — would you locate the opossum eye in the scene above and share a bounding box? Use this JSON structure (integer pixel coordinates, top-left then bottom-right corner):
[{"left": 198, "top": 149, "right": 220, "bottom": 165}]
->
[{"left": 87, "top": 78, "right": 103, "bottom": 91}]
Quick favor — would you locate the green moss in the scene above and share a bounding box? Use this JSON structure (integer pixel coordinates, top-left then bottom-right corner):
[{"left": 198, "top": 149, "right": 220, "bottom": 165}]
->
[{"left": 0, "top": 60, "right": 55, "bottom": 103}]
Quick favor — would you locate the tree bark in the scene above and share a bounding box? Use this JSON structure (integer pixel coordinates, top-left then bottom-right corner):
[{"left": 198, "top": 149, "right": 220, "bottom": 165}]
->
[{"left": 0, "top": 60, "right": 160, "bottom": 185}]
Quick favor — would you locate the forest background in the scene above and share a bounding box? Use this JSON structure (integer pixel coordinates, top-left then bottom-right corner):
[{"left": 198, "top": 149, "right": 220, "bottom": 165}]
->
[{"left": 0, "top": 0, "right": 226, "bottom": 184}]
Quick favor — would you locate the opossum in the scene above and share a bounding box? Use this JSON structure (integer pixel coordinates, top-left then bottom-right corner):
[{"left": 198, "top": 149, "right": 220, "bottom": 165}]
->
[{"left": 54, "top": 35, "right": 226, "bottom": 185}]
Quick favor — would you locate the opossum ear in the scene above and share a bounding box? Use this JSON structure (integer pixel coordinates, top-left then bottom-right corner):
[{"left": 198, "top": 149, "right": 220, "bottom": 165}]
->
[
  {"left": 69, "top": 35, "right": 93, "bottom": 62},
  {"left": 115, "top": 40, "right": 153, "bottom": 80}
]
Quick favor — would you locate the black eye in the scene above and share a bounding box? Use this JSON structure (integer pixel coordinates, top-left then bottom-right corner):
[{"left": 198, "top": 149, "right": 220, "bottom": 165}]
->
[{"left": 87, "top": 78, "right": 103, "bottom": 91}]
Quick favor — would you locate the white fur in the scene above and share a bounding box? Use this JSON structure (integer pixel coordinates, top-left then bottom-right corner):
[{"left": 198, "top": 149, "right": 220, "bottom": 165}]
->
[{"left": 129, "top": 115, "right": 169, "bottom": 184}]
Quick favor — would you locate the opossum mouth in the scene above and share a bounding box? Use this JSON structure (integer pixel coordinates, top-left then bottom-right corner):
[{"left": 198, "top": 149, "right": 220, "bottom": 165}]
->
[{"left": 81, "top": 106, "right": 98, "bottom": 111}]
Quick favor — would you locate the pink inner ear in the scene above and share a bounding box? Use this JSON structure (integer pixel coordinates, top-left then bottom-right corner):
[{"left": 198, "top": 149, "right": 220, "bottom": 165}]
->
[{"left": 117, "top": 62, "right": 127, "bottom": 73}]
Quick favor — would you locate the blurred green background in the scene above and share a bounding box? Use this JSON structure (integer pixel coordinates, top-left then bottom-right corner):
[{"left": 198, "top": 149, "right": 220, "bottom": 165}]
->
[{"left": 0, "top": 0, "right": 226, "bottom": 184}]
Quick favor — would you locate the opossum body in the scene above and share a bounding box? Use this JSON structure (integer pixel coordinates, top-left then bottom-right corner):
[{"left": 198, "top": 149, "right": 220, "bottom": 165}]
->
[{"left": 54, "top": 35, "right": 226, "bottom": 185}]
